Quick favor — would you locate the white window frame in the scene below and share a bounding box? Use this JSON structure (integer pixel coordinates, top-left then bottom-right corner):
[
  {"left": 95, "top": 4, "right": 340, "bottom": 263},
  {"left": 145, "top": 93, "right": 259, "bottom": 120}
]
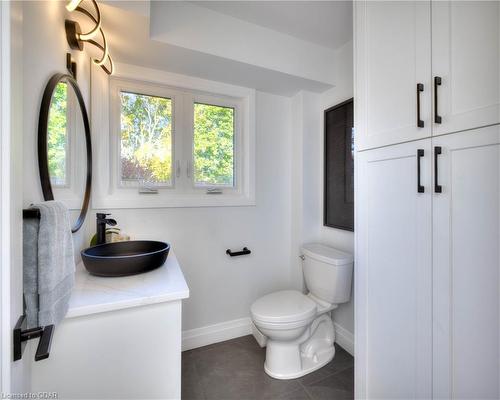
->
[
  {"left": 188, "top": 93, "right": 242, "bottom": 193},
  {"left": 110, "top": 79, "right": 178, "bottom": 190},
  {"left": 93, "top": 63, "right": 255, "bottom": 209}
]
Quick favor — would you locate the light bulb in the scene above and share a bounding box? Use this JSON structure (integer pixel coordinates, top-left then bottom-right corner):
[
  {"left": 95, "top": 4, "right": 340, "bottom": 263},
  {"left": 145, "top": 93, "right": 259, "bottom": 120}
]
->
[{"left": 66, "top": 0, "right": 82, "bottom": 12}]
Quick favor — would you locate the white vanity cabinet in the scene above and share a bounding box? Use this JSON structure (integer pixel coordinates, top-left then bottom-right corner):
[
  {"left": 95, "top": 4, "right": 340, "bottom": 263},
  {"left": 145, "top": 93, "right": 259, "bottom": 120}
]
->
[
  {"left": 355, "top": 0, "right": 500, "bottom": 151},
  {"left": 31, "top": 251, "right": 189, "bottom": 400}
]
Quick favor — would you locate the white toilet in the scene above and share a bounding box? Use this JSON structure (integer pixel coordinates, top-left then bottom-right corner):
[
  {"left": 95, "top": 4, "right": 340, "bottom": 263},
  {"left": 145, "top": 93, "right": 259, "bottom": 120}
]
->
[{"left": 250, "top": 243, "right": 353, "bottom": 380}]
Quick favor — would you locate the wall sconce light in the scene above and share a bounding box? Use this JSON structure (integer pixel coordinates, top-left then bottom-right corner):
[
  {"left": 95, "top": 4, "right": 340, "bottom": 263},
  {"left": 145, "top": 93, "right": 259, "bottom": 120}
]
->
[{"left": 65, "top": 0, "right": 114, "bottom": 75}]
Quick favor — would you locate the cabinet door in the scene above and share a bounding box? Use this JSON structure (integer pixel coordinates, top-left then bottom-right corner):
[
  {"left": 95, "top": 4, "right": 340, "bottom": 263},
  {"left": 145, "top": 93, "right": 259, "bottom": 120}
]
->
[
  {"left": 433, "top": 126, "right": 500, "bottom": 399},
  {"left": 432, "top": 1, "right": 500, "bottom": 136},
  {"left": 356, "top": 140, "right": 432, "bottom": 399},
  {"left": 355, "top": 1, "right": 431, "bottom": 150}
]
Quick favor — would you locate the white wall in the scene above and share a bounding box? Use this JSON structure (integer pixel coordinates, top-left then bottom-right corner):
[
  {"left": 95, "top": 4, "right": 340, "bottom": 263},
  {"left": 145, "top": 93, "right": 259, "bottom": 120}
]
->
[
  {"left": 290, "top": 93, "right": 305, "bottom": 291},
  {"left": 319, "top": 41, "right": 354, "bottom": 334},
  {"left": 19, "top": 0, "right": 352, "bottom": 349},
  {"left": 93, "top": 90, "right": 293, "bottom": 331},
  {"left": 9, "top": 1, "right": 30, "bottom": 392},
  {"left": 19, "top": 1, "right": 296, "bottom": 335},
  {"left": 22, "top": 1, "right": 92, "bottom": 258},
  {"left": 1, "top": 0, "right": 30, "bottom": 393},
  {"left": 291, "top": 41, "right": 355, "bottom": 337},
  {"left": 289, "top": 90, "right": 323, "bottom": 291},
  {"left": 19, "top": 1, "right": 94, "bottom": 389}
]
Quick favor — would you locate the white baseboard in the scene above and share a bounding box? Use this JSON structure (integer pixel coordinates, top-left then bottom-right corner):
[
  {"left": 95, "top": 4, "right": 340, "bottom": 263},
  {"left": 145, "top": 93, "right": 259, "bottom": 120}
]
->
[
  {"left": 182, "top": 317, "right": 253, "bottom": 351},
  {"left": 182, "top": 317, "right": 355, "bottom": 357},
  {"left": 334, "top": 322, "right": 354, "bottom": 356}
]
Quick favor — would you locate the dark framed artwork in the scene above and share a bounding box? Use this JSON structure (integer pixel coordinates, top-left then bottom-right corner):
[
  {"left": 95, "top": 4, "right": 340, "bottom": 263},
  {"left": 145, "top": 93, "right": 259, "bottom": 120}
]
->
[{"left": 324, "top": 98, "right": 354, "bottom": 231}]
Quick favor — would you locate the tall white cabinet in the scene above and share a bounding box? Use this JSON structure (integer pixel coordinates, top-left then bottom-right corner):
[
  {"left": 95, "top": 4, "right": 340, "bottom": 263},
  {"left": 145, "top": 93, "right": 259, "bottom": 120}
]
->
[
  {"left": 432, "top": 1, "right": 500, "bottom": 136},
  {"left": 355, "top": 1, "right": 432, "bottom": 150},
  {"left": 432, "top": 126, "right": 500, "bottom": 399},
  {"left": 356, "top": 1, "right": 500, "bottom": 151},
  {"left": 355, "top": 1, "right": 500, "bottom": 399},
  {"left": 356, "top": 141, "right": 432, "bottom": 399}
]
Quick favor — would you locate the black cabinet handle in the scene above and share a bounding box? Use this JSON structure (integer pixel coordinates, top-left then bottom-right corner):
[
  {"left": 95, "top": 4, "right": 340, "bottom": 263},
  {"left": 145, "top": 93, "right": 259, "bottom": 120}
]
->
[
  {"left": 434, "top": 146, "right": 442, "bottom": 193},
  {"left": 434, "top": 76, "right": 442, "bottom": 124},
  {"left": 417, "top": 83, "right": 424, "bottom": 128},
  {"left": 417, "top": 149, "right": 424, "bottom": 193}
]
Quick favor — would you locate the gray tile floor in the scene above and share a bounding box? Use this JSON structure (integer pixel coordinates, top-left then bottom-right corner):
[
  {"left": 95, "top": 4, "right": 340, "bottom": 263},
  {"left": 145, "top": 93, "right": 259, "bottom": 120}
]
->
[{"left": 182, "top": 335, "right": 354, "bottom": 400}]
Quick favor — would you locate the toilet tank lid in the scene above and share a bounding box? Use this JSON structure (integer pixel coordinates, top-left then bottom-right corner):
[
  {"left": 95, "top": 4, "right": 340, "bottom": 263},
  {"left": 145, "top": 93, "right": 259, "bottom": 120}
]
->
[{"left": 302, "top": 243, "right": 353, "bottom": 266}]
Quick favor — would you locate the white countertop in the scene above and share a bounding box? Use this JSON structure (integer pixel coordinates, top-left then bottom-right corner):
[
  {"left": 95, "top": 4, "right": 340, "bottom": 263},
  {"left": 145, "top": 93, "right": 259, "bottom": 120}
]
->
[{"left": 67, "top": 250, "right": 190, "bottom": 318}]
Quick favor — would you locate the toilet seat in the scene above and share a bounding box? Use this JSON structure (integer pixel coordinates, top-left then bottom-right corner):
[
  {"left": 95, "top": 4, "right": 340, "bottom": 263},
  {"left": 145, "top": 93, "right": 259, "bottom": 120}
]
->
[{"left": 250, "top": 290, "right": 317, "bottom": 326}]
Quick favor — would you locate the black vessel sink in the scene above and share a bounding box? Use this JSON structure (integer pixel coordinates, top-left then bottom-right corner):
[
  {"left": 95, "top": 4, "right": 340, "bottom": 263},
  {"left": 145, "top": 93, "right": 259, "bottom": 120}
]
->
[{"left": 81, "top": 241, "right": 170, "bottom": 277}]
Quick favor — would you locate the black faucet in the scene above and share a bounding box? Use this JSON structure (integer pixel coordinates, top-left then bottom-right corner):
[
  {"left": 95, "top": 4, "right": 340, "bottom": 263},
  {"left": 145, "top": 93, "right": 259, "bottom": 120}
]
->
[{"left": 96, "top": 213, "right": 117, "bottom": 245}]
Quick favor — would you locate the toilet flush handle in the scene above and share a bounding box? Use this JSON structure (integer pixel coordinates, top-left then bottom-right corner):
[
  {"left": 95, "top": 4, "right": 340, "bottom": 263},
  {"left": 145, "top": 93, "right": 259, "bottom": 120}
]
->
[{"left": 299, "top": 255, "right": 305, "bottom": 261}]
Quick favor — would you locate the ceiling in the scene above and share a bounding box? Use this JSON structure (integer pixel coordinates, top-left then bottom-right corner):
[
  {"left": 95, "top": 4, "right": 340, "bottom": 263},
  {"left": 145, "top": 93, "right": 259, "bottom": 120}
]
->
[
  {"left": 190, "top": 1, "right": 353, "bottom": 50},
  {"left": 101, "top": 3, "right": 333, "bottom": 96},
  {"left": 100, "top": 1, "right": 353, "bottom": 96}
]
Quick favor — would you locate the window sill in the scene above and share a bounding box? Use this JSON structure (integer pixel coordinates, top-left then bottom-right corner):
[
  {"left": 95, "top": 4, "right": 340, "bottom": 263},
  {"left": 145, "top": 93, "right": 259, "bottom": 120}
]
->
[{"left": 92, "top": 193, "right": 256, "bottom": 209}]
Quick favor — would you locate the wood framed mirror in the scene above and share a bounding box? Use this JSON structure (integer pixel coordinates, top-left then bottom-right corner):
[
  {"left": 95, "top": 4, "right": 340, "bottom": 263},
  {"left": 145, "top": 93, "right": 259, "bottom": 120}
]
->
[{"left": 38, "top": 73, "right": 92, "bottom": 233}]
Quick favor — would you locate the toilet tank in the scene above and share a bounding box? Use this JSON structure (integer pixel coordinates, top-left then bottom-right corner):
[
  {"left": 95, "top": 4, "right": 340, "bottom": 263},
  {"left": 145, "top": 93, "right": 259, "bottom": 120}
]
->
[{"left": 301, "top": 243, "right": 353, "bottom": 305}]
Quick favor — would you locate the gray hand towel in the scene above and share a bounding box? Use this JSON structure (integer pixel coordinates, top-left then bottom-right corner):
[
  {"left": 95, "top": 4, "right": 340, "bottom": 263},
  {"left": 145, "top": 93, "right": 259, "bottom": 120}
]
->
[
  {"left": 23, "top": 217, "right": 40, "bottom": 328},
  {"left": 23, "top": 201, "right": 75, "bottom": 327}
]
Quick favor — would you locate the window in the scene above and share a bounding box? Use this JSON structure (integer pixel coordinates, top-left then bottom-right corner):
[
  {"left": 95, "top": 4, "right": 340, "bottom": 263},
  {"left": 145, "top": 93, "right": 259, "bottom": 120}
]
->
[
  {"left": 193, "top": 103, "right": 235, "bottom": 187},
  {"left": 105, "top": 76, "right": 254, "bottom": 208},
  {"left": 47, "top": 82, "right": 69, "bottom": 187},
  {"left": 119, "top": 91, "right": 173, "bottom": 187}
]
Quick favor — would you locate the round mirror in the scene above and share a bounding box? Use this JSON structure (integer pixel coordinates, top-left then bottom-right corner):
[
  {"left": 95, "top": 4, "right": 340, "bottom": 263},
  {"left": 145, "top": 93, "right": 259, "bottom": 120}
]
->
[{"left": 38, "top": 73, "right": 92, "bottom": 233}]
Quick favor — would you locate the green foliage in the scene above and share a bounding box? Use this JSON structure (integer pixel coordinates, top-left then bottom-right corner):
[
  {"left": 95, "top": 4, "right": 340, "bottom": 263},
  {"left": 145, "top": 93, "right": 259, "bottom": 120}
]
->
[
  {"left": 119, "top": 93, "right": 234, "bottom": 187},
  {"left": 120, "top": 91, "right": 172, "bottom": 183},
  {"left": 47, "top": 82, "right": 68, "bottom": 186},
  {"left": 194, "top": 103, "right": 234, "bottom": 186}
]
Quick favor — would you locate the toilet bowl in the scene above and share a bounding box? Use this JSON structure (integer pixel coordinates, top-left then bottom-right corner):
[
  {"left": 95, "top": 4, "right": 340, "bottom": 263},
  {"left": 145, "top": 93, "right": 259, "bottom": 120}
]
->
[{"left": 250, "top": 243, "right": 353, "bottom": 379}]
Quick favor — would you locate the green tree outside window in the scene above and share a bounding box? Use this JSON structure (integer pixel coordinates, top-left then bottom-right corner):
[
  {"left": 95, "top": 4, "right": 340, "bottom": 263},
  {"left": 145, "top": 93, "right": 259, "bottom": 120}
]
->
[
  {"left": 120, "top": 91, "right": 172, "bottom": 185},
  {"left": 194, "top": 103, "right": 234, "bottom": 186}
]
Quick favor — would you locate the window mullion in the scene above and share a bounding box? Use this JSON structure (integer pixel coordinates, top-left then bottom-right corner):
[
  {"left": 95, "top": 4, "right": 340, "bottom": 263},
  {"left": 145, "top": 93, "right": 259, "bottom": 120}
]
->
[
  {"left": 181, "top": 93, "right": 195, "bottom": 193},
  {"left": 172, "top": 92, "right": 184, "bottom": 193}
]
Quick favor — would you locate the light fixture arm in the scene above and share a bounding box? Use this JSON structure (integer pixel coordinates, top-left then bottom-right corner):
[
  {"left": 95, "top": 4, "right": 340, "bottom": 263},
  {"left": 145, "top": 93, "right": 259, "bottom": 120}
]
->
[
  {"left": 87, "top": 39, "right": 114, "bottom": 75},
  {"left": 76, "top": 0, "right": 101, "bottom": 41},
  {"left": 65, "top": 0, "right": 113, "bottom": 75}
]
